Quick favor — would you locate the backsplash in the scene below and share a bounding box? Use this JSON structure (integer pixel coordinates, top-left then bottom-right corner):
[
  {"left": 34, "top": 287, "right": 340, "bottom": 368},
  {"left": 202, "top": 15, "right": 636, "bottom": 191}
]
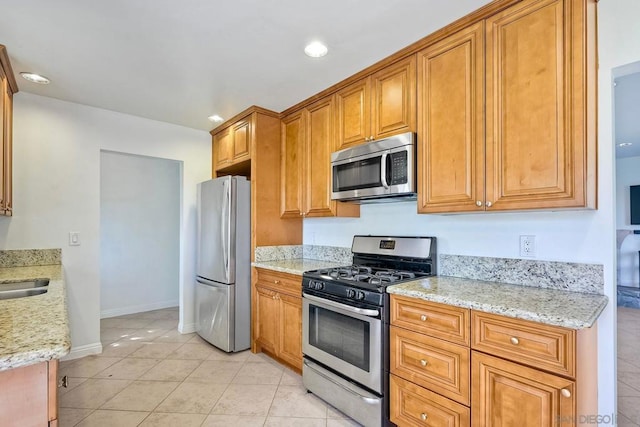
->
[
  {"left": 0, "top": 249, "right": 62, "bottom": 268},
  {"left": 439, "top": 254, "right": 604, "bottom": 295},
  {"left": 255, "top": 245, "right": 351, "bottom": 264}
]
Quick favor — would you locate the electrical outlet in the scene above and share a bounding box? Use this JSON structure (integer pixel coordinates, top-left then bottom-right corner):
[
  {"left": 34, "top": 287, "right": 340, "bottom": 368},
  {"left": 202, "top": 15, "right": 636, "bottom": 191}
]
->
[{"left": 520, "top": 235, "right": 535, "bottom": 257}]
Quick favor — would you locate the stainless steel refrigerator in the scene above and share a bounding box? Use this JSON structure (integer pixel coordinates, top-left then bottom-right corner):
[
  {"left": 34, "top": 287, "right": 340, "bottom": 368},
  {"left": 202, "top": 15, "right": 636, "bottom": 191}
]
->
[{"left": 195, "top": 176, "right": 250, "bottom": 352}]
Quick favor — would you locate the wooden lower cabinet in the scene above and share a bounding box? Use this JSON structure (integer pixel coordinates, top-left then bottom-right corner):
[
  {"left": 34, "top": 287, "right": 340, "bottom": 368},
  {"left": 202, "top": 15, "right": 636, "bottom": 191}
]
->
[
  {"left": 471, "top": 351, "right": 575, "bottom": 427},
  {"left": 0, "top": 359, "right": 59, "bottom": 426},
  {"left": 253, "top": 269, "right": 303, "bottom": 371},
  {"left": 390, "top": 374, "right": 470, "bottom": 427}
]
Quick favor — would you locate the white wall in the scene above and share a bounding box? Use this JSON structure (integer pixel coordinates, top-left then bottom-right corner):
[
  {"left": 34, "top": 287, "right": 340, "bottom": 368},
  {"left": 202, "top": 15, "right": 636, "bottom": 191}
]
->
[
  {"left": 100, "top": 151, "right": 181, "bottom": 317},
  {"left": 616, "top": 157, "right": 640, "bottom": 287},
  {"left": 0, "top": 93, "right": 211, "bottom": 357},
  {"left": 305, "top": 0, "right": 637, "bottom": 418}
]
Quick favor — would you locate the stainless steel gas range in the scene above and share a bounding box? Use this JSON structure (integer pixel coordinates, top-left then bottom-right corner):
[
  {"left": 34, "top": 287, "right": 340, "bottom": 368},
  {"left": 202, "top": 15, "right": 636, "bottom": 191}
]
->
[{"left": 301, "top": 235, "right": 436, "bottom": 427}]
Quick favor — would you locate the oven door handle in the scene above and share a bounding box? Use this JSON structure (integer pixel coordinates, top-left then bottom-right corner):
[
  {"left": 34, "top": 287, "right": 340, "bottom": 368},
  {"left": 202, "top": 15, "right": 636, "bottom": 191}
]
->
[{"left": 303, "top": 293, "right": 380, "bottom": 317}]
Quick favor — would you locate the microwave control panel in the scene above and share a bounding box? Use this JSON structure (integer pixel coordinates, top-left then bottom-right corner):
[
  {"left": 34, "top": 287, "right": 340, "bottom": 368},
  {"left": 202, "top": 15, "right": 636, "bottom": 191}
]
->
[{"left": 389, "top": 151, "right": 408, "bottom": 185}]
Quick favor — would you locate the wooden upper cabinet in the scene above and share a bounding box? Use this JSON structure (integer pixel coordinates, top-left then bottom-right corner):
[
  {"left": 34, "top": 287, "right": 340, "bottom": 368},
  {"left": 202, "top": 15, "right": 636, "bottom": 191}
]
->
[
  {"left": 213, "top": 127, "right": 233, "bottom": 170},
  {"left": 306, "top": 97, "right": 337, "bottom": 216},
  {"left": 0, "top": 45, "right": 17, "bottom": 217},
  {"left": 281, "top": 99, "right": 359, "bottom": 218},
  {"left": 335, "top": 56, "right": 416, "bottom": 150},
  {"left": 280, "top": 111, "right": 305, "bottom": 218},
  {"left": 212, "top": 114, "right": 253, "bottom": 173},
  {"left": 417, "top": 22, "right": 484, "bottom": 214},
  {"left": 231, "top": 118, "right": 251, "bottom": 163},
  {"left": 371, "top": 55, "right": 416, "bottom": 141},
  {"left": 417, "top": 0, "right": 596, "bottom": 213},
  {"left": 335, "top": 78, "right": 370, "bottom": 150},
  {"left": 484, "top": 0, "right": 596, "bottom": 210}
]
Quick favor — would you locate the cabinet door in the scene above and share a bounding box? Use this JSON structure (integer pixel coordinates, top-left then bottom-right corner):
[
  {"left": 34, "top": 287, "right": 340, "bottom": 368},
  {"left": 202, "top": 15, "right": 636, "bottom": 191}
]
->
[
  {"left": 0, "top": 362, "right": 49, "bottom": 427},
  {"left": 232, "top": 118, "right": 251, "bottom": 163},
  {"left": 281, "top": 111, "right": 305, "bottom": 218},
  {"left": 371, "top": 56, "right": 416, "bottom": 140},
  {"left": 255, "top": 286, "right": 279, "bottom": 354},
  {"left": 335, "top": 78, "right": 370, "bottom": 150},
  {"left": 278, "top": 293, "right": 303, "bottom": 370},
  {"left": 485, "top": 0, "right": 594, "bottom": 210},
  {"left": 417, "top": 22, "right": 484, "bottom": 214},
  {"left": 213, "top": 127, "right": 233, "bottom": 171},
  {"left": 0, "top": 67, "right": 6, "bottom": 214},
  {"left": 472, "top": 351, "right": 575, "bottom": 427},
  {"left": 305, "top": 97, "right": 337, "bottom": 217}
]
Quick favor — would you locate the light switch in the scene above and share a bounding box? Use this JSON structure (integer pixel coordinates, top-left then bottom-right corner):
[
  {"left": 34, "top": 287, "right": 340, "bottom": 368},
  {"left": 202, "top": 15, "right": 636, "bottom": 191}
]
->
[{"left": 69, "top": 232, "right": 80, "bottom": 246}]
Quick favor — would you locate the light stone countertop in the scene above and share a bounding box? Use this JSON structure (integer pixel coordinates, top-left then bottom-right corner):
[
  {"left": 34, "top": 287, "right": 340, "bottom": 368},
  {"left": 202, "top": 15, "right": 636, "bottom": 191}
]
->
[
  {"left": 252, "top": 258, "right": 347, "bottom": 276},
  {"left": 0, "top": 264, "right": 70, "bottom": 371},
  {"left": 387, "top": 276, "right": 608, "bottom": 329}
]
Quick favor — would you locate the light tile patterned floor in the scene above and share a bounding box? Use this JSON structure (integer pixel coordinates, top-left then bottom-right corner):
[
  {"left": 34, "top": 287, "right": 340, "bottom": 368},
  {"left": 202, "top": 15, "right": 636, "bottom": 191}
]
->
[
  {"left": 619, "top": 306, "right": 640, "bottom": 426},
  {"left": 58, "top": 307, "right": 361, "bottom": 427}
]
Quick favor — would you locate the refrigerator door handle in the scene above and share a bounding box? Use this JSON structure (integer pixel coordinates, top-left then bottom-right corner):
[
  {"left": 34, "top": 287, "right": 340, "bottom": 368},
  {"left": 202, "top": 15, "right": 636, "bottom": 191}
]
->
[
  {"left": 196, "top": 276, "right": 225, "bottom": 287},
  {"left": 221, "top": 180, "right": 230, "bottom": 282}
]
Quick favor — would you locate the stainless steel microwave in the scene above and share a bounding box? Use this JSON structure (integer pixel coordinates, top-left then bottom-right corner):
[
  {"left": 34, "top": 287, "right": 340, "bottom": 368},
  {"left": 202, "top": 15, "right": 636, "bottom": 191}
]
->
[{"left": 331, "top": 132, "right": 416, "bottom": 203}]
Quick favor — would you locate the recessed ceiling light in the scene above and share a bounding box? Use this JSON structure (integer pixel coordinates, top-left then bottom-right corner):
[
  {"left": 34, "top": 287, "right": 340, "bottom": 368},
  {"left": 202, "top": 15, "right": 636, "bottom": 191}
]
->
[
  {"left": 20, "top": 72, "right": 50, "bottom": 84},
  {"left": 208, "top": 115, "right": 224, "bottom": 123},
  {"left": 304, "top": 41, "right": 328, "bottom": 58},
  {"left": 619, "top": 142, "right": 633, "bottom": 147}
]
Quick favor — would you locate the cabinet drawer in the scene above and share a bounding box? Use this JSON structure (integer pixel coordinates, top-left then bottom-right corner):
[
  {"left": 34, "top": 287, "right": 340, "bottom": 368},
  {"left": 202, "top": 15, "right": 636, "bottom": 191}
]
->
[
  {"left": 390, "top": 374, "right": 470, "bottom": 427},
  {"left": 391, "top": 295, "right": 470, "bottom": 345},
  {"left": 255, "top": 268, "right": 301, "bottom": 297},
  {"left": 391, "top": 326, "right": 470, "bottom": 405},
  {"left": 471, "top": 311, "right": 576, "bottom": 378}
]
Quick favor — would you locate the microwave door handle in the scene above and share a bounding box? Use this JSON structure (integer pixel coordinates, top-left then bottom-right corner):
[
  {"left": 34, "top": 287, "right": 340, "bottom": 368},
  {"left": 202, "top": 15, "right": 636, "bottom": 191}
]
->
[{"left": 380, "top": 152, "right": 390, "bottom": 189}]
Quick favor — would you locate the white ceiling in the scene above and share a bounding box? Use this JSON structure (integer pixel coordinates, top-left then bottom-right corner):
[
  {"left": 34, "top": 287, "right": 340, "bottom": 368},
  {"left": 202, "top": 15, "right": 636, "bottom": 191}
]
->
[{"left": 0, "top": 0, "right": 492, "bottom": 131}]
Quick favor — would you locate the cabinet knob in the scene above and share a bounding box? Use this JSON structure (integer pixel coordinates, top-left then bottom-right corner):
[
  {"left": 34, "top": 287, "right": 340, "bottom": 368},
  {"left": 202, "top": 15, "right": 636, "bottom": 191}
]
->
[
  {"left": 476, "top": 201, "right": 482, "bottom": 207},
  {"left": 420, "top": 314, "right": 428, "bottom": 322},
  {"left": 420, "top": 359, "right": 428, "bottom": 367},
  {"left": 486, "top": 201, "right": 493, "bottom": 208},
  {"left": 370, "top": 136, "right": 374, "bottom": 141},
  {"left": 420, "top": 413, "right": 428, "bottom": 421},
  {"left": 274, "top": 280, "right": 280, "bottom": 284},
  {"left": 510, "top": 337, "right": 519, "bottom": 345},
  {"left": 561, "top": 388, "right": 571, "bottom": 398}
]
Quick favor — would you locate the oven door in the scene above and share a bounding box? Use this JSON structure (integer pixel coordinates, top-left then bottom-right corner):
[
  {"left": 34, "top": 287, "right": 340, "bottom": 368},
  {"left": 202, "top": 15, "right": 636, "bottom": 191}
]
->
[{"left": 302, "top": 292, "right": 382, "bottom": 393}]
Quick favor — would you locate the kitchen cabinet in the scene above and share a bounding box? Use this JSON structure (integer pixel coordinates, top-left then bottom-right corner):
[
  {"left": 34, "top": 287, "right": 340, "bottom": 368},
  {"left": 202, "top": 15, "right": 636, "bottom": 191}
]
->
[
  {"left": 0, "top": 45, "right": 17, "bottom": 217},
  {"left": 390, "top": 294, "right": 598, "bottom": 427},
  {"left": 253, "top": 268, "right": 303, "bottom": 371},
  {"left": 212, "top": 115, "right": 252, "bottom": 174},
  {"left": 335, "top": 56, "right": 416, "bottom": 150},
  {"left": 280, "top": 98, "right": 359, "bottom": 219},
  {"left": 417, "top": 0, "right": 597, "bottom": 213},
  {"left": 0, "top": 360, "right": 60, "bottom": 426}
]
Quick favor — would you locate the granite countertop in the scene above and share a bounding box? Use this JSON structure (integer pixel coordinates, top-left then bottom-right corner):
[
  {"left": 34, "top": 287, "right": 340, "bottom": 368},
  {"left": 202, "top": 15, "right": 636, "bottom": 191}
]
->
[
  {"left": 0, "top": 264, "right": 71, "bottom": 371},
  {"left": 387, "top": 276, "right": 608, "bottom": 329},
  {"left": 252, "top": 258, "right": 347, "bottom": 276}
]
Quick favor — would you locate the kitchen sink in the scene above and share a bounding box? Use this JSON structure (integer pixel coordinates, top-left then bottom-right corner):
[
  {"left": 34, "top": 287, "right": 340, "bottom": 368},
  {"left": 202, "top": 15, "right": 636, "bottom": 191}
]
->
[{"left": 0, "top": 279, "right": 49, "bottom": 300}]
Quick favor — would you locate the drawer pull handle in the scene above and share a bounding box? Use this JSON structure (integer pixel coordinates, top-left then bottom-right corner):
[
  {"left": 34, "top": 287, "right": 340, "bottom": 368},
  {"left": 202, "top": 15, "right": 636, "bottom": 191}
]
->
[
  {"left": 420, "top": 413, "right": 428, "bottom": 421},
  {"left": 274, "top": 280, "right": 281, "bottom": 284},
  {"left": 420, "top": 315, "right": 428, "bottom": 321},
  {"left": 510, "top": 337, "right": 519, "bottom": 345},
  {"left": 561, "top": 388, "right": 571, "bottom": 398},
  {"left": 420, "top": 359, "right": 428, "bottom": 367}
]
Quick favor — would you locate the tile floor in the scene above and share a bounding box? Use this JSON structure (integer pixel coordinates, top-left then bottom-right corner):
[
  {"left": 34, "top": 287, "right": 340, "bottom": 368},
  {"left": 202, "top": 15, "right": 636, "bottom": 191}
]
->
[
  {"left": 58, "top": 307, "right": 361, "bottom": 427},
  {"left": 618, "top": 306, "right": 640, "bottom": 426}
]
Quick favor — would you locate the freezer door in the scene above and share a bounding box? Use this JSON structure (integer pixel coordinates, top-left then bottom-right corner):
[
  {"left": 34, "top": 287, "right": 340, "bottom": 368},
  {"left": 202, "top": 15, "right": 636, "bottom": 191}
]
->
[
  {"left": 195, "top": 278, "right": 234, "bottom": 352},
  {"left": 197, "top": 177, "right": 235, "bottom": 284}
]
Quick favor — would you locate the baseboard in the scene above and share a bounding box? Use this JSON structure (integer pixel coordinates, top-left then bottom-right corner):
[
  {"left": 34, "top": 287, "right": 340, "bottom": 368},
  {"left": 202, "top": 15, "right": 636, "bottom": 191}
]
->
[
  {"left": 61, "top": 342, "right": 103, "bottom": 361},
  {"left": 101, "top": 299, "right": 179, "bottom": 319},
  {"left": 180, "top": 322, "right": 196, "bottom": 334}
]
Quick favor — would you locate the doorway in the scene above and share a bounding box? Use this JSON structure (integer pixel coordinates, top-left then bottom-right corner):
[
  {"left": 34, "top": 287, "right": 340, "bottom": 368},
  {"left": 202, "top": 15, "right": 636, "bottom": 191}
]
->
[{"left": 100, "top": 150, "right": 181, "bottom": 318}]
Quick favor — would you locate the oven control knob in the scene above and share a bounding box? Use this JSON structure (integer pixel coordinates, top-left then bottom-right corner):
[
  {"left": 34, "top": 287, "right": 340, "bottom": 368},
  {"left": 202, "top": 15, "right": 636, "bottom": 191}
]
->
[
  {"left": 316, "top": 282, "right": 324, "bottom": 290},
  {"left": 346, "top": 289, "right": 356, "bottom": 298},
  {"left": 356, "top": 291, "right": 365, "bottom": 300}
]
